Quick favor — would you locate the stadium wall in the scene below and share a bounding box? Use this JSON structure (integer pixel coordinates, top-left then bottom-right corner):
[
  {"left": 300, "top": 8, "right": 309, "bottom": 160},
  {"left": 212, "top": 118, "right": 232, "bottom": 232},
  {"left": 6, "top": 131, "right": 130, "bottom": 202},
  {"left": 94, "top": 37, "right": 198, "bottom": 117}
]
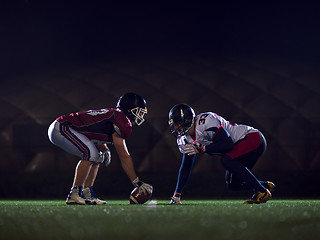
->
[{"left": 0, "top": 54, "right": 319, "bottom": 199}]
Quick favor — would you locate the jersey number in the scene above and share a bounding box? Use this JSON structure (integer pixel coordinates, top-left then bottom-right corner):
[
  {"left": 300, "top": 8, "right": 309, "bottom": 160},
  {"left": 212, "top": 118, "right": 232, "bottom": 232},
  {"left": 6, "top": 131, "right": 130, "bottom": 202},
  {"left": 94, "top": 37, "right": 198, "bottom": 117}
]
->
[
  {"left": 86, "top": 109, "right": 109, "bottom": 116},
  {"left": 198, "top": 114, "right": 209, "bottom": 125}
]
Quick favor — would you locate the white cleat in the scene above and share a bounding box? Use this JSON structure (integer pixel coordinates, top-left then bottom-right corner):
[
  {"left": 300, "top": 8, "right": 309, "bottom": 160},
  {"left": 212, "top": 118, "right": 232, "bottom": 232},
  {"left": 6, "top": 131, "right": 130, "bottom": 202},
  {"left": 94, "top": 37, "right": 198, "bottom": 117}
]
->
[
  {"left": 83, "top": 187, "right": 107, "bottom": 205},
  {"left": 66, "top": 186, "right": 96, "bottom": 205}
]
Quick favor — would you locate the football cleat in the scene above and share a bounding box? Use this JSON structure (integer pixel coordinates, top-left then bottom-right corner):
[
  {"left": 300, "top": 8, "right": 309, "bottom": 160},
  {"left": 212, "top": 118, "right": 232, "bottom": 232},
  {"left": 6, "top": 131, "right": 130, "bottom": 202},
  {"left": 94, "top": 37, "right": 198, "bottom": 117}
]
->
[
  {"left": 169, "top": 196, "right": 182, "bottom": 205},
  {"left": 243, "top": 189, "right": 271, "bottom": 204},
  {"left": 66, "top": 186, "right": 96, "bottom": 205},
  {"left": 83, "top": 186, "right": 107, "bottom": 205},
  {"left": 265, "top": 181, "right": 275, "bottom": 193}
]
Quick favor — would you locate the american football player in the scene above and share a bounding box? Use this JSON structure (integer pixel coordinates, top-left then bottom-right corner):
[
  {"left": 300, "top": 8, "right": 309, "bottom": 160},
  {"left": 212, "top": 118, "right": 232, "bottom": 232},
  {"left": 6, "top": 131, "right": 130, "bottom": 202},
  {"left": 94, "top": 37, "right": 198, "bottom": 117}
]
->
[
  {"left": 168, "top": 104, "right": 275, "bottom": 204},
  {"left": 48, "top": 92, "right": 152, "bottom": 205}
]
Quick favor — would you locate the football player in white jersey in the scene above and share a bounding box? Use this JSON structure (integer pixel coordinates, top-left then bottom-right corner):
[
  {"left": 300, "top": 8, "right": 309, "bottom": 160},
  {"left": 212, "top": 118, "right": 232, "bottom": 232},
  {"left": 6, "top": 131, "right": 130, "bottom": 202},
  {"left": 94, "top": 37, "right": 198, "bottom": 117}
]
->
[{"left": 168, "top": 104, "right": 275, "bottom": 204}]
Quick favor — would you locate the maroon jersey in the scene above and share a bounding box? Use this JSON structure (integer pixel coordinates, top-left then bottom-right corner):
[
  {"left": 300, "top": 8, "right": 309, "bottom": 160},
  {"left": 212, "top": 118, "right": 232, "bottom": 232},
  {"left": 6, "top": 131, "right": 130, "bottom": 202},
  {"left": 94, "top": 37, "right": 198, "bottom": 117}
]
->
[{"left": 56, "top": 108, "right": 132, "bottom": 143}]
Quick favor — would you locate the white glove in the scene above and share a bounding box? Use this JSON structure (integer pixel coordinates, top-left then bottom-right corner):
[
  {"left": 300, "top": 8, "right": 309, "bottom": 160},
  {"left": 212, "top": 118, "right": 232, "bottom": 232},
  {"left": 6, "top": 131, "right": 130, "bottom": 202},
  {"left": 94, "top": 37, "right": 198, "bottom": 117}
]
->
[
  {"left": 169, "top": 192, "right": 182, "bottom": 204},
  {"left": 132, "top": 177, "right": 153, "bottom": 195},
  {"left": 99, "top": 149, "right": 111, "bottom": 167},
  {"left": 184, "top": 142, "right": 205, "bottom": 155},
  {"left": 104, "top": 149, "right": 111, "bottom": 167},
  {"left": 170, "top": 196, "right": 182, "bottom": 205}
]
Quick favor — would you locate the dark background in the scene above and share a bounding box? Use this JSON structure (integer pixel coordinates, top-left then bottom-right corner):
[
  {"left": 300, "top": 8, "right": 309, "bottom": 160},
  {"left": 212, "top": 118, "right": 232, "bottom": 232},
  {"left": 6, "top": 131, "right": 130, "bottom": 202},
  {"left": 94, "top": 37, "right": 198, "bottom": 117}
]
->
[
  {"left": 2, "top": 1, "right": 320, "bottom": 75},
  {"left": 0, "top": 1, "right": 320, "bottom": 200}
]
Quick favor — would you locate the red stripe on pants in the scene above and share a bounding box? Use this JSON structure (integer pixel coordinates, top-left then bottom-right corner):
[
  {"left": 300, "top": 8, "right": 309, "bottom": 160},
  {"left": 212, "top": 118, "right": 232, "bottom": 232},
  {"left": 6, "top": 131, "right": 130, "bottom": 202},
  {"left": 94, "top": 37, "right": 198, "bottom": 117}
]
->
[
  {"left": 62, "top": 125, "right": 89, "bottom": 160},
  {"left": 226, "top": 132, "right": 261, "bottom": 159}
]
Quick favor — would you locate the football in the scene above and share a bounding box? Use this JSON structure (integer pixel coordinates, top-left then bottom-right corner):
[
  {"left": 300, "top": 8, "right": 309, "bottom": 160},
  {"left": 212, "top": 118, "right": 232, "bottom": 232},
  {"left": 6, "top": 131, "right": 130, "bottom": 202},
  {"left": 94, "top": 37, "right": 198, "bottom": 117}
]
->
[{"left": 129, "top": 184, "right": 153, "bottom": 204}]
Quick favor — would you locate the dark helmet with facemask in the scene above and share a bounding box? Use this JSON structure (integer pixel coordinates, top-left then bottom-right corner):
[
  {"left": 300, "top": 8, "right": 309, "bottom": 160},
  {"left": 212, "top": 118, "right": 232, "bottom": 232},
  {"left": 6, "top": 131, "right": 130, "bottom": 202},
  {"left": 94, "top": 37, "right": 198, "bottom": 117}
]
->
[
  {"left": 116, "top": 93, "right": 147, "bottom": 126},
  {"left": 168, "top": 104, "right": 195, "bottom": 137}
]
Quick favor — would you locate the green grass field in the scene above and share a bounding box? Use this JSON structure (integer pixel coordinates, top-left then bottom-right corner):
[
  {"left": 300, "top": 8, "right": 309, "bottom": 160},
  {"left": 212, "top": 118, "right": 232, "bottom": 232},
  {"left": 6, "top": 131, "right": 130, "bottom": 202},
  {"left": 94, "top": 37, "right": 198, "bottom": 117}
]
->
[{"left": 0, "top": 199, "right": 319, "bottom": 240}]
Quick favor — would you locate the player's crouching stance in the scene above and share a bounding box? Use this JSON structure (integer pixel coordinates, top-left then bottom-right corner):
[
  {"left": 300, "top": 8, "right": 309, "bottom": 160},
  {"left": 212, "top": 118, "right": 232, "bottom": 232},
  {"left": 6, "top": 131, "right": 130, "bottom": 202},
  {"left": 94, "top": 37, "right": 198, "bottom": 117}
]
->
[
  {"left": 168, "top": 104, "right": 275, "bottom": 205},
  {"left": 48, "top": 93, "right": 152, "bottom": 205}
]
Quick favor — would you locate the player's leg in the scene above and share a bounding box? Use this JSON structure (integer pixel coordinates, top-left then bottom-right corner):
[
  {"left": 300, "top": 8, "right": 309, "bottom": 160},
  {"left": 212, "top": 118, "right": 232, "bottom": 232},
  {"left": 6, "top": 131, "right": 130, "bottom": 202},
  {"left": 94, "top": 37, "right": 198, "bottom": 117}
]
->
[
  {"left": 224, "top": 132, "right": 266, "bottom": 191},
  {"left": 222, "top": 156, "right": 271, "bottom": 204},
  {"left": 67, "top": 162, "right": 97, "bottom": 205},
  {"left": 225, "top": 170, "right": 275, "bottom": 193},
  {"left": 222, "top": 155, "right": 267, "bottom": 191},
  {"left": 221, "top": 131, "right": 272, "bottom": 204},
  {"left": 73, "top": 160, "right": 93, "bottom": 186},
  {"left": 225, "top": 170, "right": 251, "bottom": 191},
  {"left": 83, "top": 163, "right": 107, "bottom": 205},
  {"left": 63, "top": 127, "right": 107, "bottom": 205},
  {"left": 48, "top": 121, "right": 97, "bottom": 205},
  {"left": 83, "top": 162, "right": 99, "bottom": 188},
  {"left": 236, "top": 132, "right": 275, "bottom": 193}
]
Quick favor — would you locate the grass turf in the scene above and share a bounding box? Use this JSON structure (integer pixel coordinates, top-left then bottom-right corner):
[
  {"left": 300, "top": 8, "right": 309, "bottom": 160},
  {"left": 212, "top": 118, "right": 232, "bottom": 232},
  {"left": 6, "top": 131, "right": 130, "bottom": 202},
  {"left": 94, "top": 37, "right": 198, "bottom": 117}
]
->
[{"left": 0, "top": 200, "right": 319, "bottom": 240}]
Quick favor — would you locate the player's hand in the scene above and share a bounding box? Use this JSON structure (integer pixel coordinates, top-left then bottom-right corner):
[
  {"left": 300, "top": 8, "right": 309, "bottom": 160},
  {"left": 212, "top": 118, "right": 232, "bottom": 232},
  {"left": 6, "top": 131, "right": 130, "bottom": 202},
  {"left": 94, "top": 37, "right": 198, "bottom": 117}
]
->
[
  {"left": 96, "top": 144, "right": 111, "bottom": 166},
  {"left": 104, "top": 149, "right": 111, "bottom": 167},
  {"left": 139, "top": 183, "right": 153, "bottom": 196},
  {"left": 169, "top": 192, "right": 182, "bottom": 204},
  {"left": 98, "top": 149, "right": 111, "bottom": 166},
  {"left": 170, "top": 196, "right": 181, "bottom": 204},
  {"left": 184, "top": 142, "right": 205, "bottom": 155},
  {"left": 132, "top": 177, "right": 153, "bottom": 195}
]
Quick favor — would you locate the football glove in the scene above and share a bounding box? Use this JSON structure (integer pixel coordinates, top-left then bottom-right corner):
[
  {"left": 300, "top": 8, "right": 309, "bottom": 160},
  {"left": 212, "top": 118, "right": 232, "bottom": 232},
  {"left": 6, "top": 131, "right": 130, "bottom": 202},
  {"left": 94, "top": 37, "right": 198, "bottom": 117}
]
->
[
  {"left": 169, "top": 192, "right": 182, "bottom": 205},
  {"left": 132, "top": 177, "right": 153, "bottom": 195},
  {"left": 169, "top": 196, "right": 182, "bottom": 204},
  {"left": 104, "top": 149, "right": 111, "bottom": 167},
  {"left": 99, "top": 149, "right": 111, "bottom": 167},
  {"left": 184, "top": 142, "right": 205, "bottom": 155}
]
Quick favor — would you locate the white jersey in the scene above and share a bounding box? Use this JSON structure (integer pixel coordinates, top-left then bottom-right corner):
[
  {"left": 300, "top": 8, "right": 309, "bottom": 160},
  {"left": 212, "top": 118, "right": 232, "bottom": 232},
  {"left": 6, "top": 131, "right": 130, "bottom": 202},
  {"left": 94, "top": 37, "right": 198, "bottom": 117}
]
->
[{"left": 177, "top": 112, "right": 258, "bottom": 154}]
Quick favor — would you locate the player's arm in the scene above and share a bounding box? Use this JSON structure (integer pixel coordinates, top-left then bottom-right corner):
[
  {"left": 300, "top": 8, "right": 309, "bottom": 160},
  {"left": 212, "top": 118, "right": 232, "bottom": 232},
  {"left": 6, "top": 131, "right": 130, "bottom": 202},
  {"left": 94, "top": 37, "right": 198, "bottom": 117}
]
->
[
  {"left": 185, "top": 126, "right": 234, "bottom": 155},
  {"left": 112, "top": 132, "right": 151, "bottom": 194},
  {"left": 112, "top": 132, "right": 137, "bottom": 181},
  {"left": 204, "top": 126, "right": 234, "bottom": 154},
  {"left": 170, "top": 153, "right": 196, "bottom": 204}
]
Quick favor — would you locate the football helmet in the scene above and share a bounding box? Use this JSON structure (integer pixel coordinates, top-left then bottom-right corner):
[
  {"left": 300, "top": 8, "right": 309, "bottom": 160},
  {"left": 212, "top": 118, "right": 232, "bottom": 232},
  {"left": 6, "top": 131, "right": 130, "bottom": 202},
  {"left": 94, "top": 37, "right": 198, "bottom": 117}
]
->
[
  {"left": 168, "top": 104, "right": 195, "bottom": 137},
  {"left": 116, "top": 93, "right": 147, "bottom": 126}
]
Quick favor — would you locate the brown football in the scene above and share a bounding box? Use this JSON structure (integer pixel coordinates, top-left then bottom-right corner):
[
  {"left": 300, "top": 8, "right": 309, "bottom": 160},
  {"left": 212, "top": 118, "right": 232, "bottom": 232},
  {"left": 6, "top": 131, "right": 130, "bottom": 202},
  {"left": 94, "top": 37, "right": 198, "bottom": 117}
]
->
[{"left": 129, "top": 184, "right": 153, "bottom": 204}]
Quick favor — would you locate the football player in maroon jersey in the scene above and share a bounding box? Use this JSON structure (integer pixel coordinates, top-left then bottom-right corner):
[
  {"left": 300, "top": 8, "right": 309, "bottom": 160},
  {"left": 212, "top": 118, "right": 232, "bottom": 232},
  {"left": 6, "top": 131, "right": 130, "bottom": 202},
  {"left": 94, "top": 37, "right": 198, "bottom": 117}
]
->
[
  {"left": 48, "top": 93, "right": 152, "bottom": 205},
  {"left": 168, "top": 104, "right": 275, "bottom": 204}
]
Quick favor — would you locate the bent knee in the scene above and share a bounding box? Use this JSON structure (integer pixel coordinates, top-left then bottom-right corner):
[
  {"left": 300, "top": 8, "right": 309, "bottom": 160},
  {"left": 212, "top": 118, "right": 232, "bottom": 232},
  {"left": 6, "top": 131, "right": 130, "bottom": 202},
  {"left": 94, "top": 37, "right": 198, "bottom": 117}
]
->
[
  {"left": 88, "top": 152, "right": 101, "bottom": 163},
  {"left": 224, "top": 170, "right": 243, "bottom": 191}
]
